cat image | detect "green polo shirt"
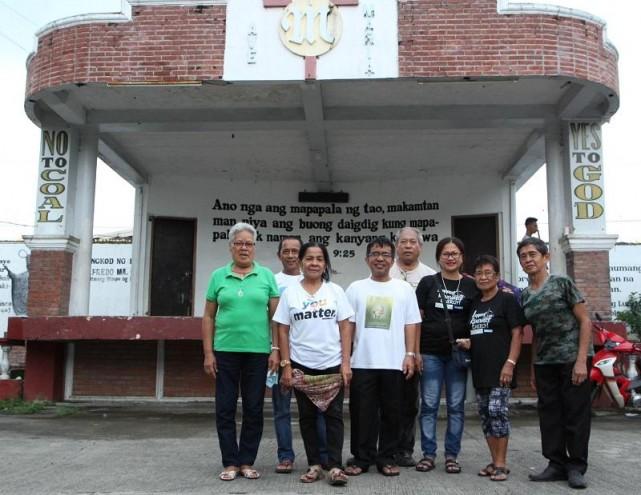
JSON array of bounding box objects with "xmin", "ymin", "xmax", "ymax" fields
[{"xmin": 206, "ymin": 261, "xmax": 279, "ymax": 353}]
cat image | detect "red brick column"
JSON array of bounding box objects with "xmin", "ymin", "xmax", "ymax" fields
[
  {"xmin": 22, "ymin": 245, "xmax": 76, "ymax": 401},
  {"xmin": 27, "ymin": 250, "xmax": 74, "ymax": 316},
  {"xmin": 566, "ymin": 250, "xmax": 612, "ymax": 320}
]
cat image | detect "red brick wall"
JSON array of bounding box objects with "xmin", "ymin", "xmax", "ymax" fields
[
  {"xmin": 163, "ymin": 341, "xmax": 214, "ymax": 397},
  {"xmin": 398, "ymin": 0, "xmax": 618, "ymax": 93},
  {"xmin": 513, "ymin": 345, "xmax": 535, "ymax": 398},
  {"xmin": 27, "ymin": 1, "xmax": 618, "ymax": 97},
  {"xmin": 27, "ymin": 250, "xmax": 73, "ymax": 316},
  {"xmin": 8, "ymin": 346, "xmax": 25, "ymax": 370},
  {"xmin": 73, "ymin": 341, "xmax": 157, "ymax": 397},
  {"xmin": 27, "ymin": 5, "xmax": 226, "ymax": 96},
  {"xmin": 566, "ymin": 250, "xmax": 612, "ymax": 320}
]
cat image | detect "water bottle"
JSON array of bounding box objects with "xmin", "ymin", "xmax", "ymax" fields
[{"xmin": 266, "ymin": 370, "xmax": 278, "ymax": 388}]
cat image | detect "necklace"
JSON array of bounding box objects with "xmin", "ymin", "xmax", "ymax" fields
[{"xmin": 440, "ymin": 273, "xmax": 461, "ymax": 294}]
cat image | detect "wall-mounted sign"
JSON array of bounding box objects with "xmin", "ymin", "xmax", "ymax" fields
[
  {"xmin": 279, "ymin": 0, "xmax": 343, "ymax": 57},
  {"xmin": 568, "ymin": 122, "xmax": 606, "ymax": 233},
  {"xmin": 223, "ymin": 0, "xmax": 398, "ymax": 81},
  {"xmin": 35, "ymin": 128, "xmax": 71, "ymax": 234}
]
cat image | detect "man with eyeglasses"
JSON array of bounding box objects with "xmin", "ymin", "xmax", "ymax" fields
[
  {"xmin": 388, "ymin": 227, "xmax": 436, "ymax": 467},
  {"xmin": 344, "ymin": 237, "xmax": 422, "ymax": 478}
]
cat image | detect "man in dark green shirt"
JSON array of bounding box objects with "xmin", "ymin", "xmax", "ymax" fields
[{"xmin": 518, "ymin": 238, "xmax": 592, "ymax": 490}]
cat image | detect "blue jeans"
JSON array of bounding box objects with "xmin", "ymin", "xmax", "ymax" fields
[
  {"xmin": 419, "ymin": 353, "xmax": 467, "ymax": 459},
  {"xmin": 215, "ymin": 351, "xmax": 268, "ymax": 467},
  {"xmin": 272, "ymin": 383, "xmax": 328, "ymax": 464}
]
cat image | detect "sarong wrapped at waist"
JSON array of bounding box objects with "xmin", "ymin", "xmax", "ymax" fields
[{"xmin": 291, "ymin": 368, "xmax": 343, "ymax": 412}]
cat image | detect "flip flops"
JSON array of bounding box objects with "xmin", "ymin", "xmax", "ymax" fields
[
  {"xmin": 491, "ymin": 467, "xmax": 509, "ymax": 481},
  {"xmin": 300, "ymin": 465, "xmax": 324, "ymax": 483},
  {"xmin": 478, "ymin": 463, "xmax": 495, "ymax": 476},
  {"xmin": 219, "ymin": 469, "xmax": 238, "ymax": 481},
  {"xmin": 239, "ymin": 466, "xmax": 260, "ymax": 479},
  {"xmin": 275, "ymin": 459, "xmax": 294, "ymax": 474},
  {"xmin": 345, "ymin": 464, "xmax": 365, "ymax": 476},
  {"xmin": 377, "ymin": 464, "xmax": 400, "ymax": 476},
  {"xmin": 328, "ymin": 467, "xmax": 348, "ymax": 486}
]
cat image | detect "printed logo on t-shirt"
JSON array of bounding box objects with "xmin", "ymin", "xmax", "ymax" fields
[
  {"xmin": 365, "ymin": 295, "xmax": 393, "ymax": 329},
  {"xmin": 435, "ymin": 289, "xmax": 464, "ymax": 311},
  {"xmin": 293, "ymin": 298, "xmax": 336, "ymax": 321},
  {"xmin": 469, "ymin": 309, "xmax": 494, "ymax": 336}
]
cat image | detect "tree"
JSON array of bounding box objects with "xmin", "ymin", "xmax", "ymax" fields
[{"xmin": 617, "ymin": 292, "xmax": 641, "ymax": 341}]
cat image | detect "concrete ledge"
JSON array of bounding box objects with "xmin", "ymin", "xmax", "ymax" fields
[{"xmin": 7, "ymin": 316, "xmax": 201, "ymax": 341}]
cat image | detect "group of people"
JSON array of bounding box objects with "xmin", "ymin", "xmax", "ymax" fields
[{"xmin": 201, "ymin": 222, "xmax": 592, "ymax": 489}]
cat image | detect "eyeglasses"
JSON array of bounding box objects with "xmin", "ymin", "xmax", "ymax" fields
[
  {"xmin": 399, "ymin": 239, "xmax": 419, "ymax": 245},
  {"xmin": 440, "ymin": 251, "xmax": 461, "ymax": 259},
  {"xmin": 367, "ymin": 252, "xmax": 393, "ymax": 259},
  {"xmin": 474, "ymin": 270, "xmax": 496, "ymax": 278},
  {"xmin": 232, "ymin": 241, "xmax": 255, "ymax": 248}
]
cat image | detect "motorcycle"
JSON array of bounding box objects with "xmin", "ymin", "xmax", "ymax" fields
[{"xmin": 590, "ymin": 317, "xmax": 641, "ymax": 409}]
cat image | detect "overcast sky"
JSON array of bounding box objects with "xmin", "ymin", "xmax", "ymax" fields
[{"xmin": 0, "ymin": 0, "xmax": 638, "ymax": 242}]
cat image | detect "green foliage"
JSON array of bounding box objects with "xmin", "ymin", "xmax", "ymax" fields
[
  {"xmin": 0, "ymin": 398, "xmax": 49, "ymax": 415},
  {"xmin": 617, "ymin": 292, "xmax": 641, "ymax": 340},
  {"xmin": 54, "ymin": 404, "xmax": 78, "ymax": 417}
]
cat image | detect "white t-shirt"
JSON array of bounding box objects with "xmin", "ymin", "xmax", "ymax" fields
[
  {"xmin": 346, "ymin": 277, "xmax": 422, "ymax": 371},
  {"xmin": 273, "ymin": 281, "xmax": 354, "ymax": 369},
  {"xmin": 390, "ymin": 261, "xmax": 436, "ymax": 288},
  {"xmin": 275, "ymin": 271, "xmax": 303, "ymax": 294}
]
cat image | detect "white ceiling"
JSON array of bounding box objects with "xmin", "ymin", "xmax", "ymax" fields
[{"xmin": 29, "ymin": 75, "xmax": 618, "ymax": 188}]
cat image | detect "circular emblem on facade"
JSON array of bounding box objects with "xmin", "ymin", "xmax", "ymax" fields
[{"xmin": 279, "ymin": 0, "xmax": 343, "ymax": 57}]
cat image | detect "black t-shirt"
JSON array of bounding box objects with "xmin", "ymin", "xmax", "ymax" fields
[
  {"xmin": 468, "ymin": 290, "xmax": 525, "ymax": 389},
  {"xmin": 416, "ymin": 274, "xmax": 478, "ymax": 356}
]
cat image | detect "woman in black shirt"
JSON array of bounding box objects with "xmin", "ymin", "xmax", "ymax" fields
[
  {"xmin": 415, "ymin": 237, "xmax": 477, "ymax": 474},
  {"xmin": 458, "ymin": 255, "xmax": 523, "ymax": 482}
]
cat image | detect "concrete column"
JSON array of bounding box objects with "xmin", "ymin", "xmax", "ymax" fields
[
  {"xmin": 69, "ymin": 127, "xmax": 98, "ymax": 315},
  {"xmin": 545, "ymin": 122, "xmax": 567, "ymax": 276},
  {"xmin": 130, "ymin": 184, "xmax": 149, "ymax": 316},
  {"xmin": 508, "ymin": 179, "xmax": 519, "ymax": 285}
]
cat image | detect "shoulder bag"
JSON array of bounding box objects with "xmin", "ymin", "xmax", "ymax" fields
[{"xmin": 436, "ymin": 282, "xmax": 471, "ymax": 369}]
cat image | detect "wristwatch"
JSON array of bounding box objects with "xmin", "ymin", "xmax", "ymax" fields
[
  {"xmin": 280, "ymin": 359, "xmax": 291, "ymax": 368},
  {"xmin": 405, "ymin": 352, "xmax": 416, "ymax": 357}
]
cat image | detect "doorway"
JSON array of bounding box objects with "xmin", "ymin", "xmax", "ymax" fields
[
  {"xmin": 149, "ymin": 217, "xmax": 196, "ymax": 316},
  {"xmin": 451, "ymin": 214, "xmax": 498, "ymax": 275}
]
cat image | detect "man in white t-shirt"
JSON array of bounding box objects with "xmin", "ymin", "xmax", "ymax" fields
[
  {"xmin": 389, "ymin": 227, "xmax": 436, "ymax": 467},
  {"xmin": 345, "ymin": 237, "xmax": 422, "ymax": 477},
  {"xmin": 272, "ymin": 237, "xmax": 328, "ymax": 473}
]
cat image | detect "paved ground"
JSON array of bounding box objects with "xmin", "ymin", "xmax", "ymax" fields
[{"xmin": 1, "ymin": 401, "xmax": 640, "ymax": 495}]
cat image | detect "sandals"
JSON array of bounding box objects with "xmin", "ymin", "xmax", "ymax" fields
[
  {"xmin": 344, "ymin": 464, "xmax": 364, "ymax": 476},
  {"xmin": 445, "ymin": 458, "xmax": 462, "ymax": 474},
  {"xmin": 491, "ymin": 466, "xmax": 509, "ymax": 481},
  {"xmin": 377, "ymin": 464, "xmax": 400, "ymax": 477},
  {"xmin": 416, "ymin": 457, "xmax": 435, "ymax": 472},
  {"xmin": 478, "ymin": 463, "xmax": 495, "ymax": 476},
  {"xmin": 479, "ymin": 463, "xmax": 511, "ymax": 477},
  {"xmin": 300, "ymin": 465, "xmax": 324, "ymax": 483},
  {"xmin": 275, "ymin": 459, "xmax": 294, "ymax": 474},
  {"xmin": 328, "ymin": 467, "xmax": 348, "ymax": 486},
  {"xmin": 239, "ymin": 466, "xmax": 260, "ymax": 479},
  {"xmin": 219, "ymin": 469, "xmax": 238, "ymax": 481}
]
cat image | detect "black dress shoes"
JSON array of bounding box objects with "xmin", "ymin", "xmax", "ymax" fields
[
  {"xmin": 567, "ymin": 470, "xmax": 588, "ymax": 489},
  {"xmin": 528, "ymin": 465, "xmax": 568, "ymax": 482}
]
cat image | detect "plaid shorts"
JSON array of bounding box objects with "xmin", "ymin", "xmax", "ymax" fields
[{"xmin": 476, "ymin": 387, "xmax": 511, "ymax": 438}]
